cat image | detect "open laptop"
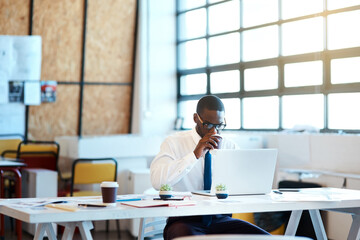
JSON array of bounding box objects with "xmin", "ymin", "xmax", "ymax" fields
[{"xmin": 192, "ymin": 148, "xmax": 278, "ymax": 196}]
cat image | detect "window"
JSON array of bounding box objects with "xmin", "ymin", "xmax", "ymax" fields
[{"xmin": 177, "ymin": 0, "xmax": 360, "ymax": 132}]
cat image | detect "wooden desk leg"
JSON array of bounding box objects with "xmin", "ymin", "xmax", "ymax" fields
[
  {"xmin": 284, "ymin": 210, "xmax": 303, "ymax": 236},
  {"xmin": 309, "ymin": 209, "xmax": 328, "ymax": 240},
  {"xmin": 34, "ymin": 223, "xmax": 57, "ymax": 240},
  {"xmin": 348, "ymin": 214, "xmax": 360, "ymax": 240}
]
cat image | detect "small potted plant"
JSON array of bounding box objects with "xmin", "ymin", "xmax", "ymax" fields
[
  {"xmin": 159, "ymin": 184, "xmax": 173, "ymax": 199},
  {"xmin": 215, "ymin": 183, "xmax": 228, "ymax": 199}
]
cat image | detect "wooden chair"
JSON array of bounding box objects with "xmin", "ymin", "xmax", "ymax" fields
[{"xmin": 69, "ymin": 158, "xmax": 121, "ymax": 237}]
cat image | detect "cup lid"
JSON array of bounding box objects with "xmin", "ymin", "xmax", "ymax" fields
[{"xmin": 100, "ymin": 181, "xmax": 119, "ymax": 188}]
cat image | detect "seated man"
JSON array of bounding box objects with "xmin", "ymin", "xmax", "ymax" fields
[{"xmin": 150, "ymin": 95, "xmax": 269, "ymax": 240}]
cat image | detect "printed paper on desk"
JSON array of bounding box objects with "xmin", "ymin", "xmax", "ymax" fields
[
  {"xmin": 121, "ymin": 200, "xmax": 196, "ymax": 208},
  {"xmin": 271, "ymin": 192, "xmax": 341, "ymax": 202}
]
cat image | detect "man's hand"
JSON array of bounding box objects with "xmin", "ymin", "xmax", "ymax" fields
[{"xmin": 193, "ymin": 132, "xmax": 222, "ymax": 159}]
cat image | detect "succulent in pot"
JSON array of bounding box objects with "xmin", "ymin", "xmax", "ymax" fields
[
  {"xmin": 159, "ymin": 184, "xmax": 173, "ymax": 199},
  {"xmin": 215, "ymin": 183, "xmax": 228, "ymax": 199}
]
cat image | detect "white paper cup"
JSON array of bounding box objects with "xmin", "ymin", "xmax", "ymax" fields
[{"xmin": 100, "ymin": 181, "xmax": 119, "ymax": 206}]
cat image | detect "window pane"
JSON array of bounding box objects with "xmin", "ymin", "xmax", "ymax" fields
[
  {"xmin": 179, "ymin": 100, "xmax": 198, "ymax": 129},
  {"xmin": 180, "ymin": 74, "xmax": 207, "ymax": 95},
  {"xmin": 178, "ymin": 39, "xmax": 207, "ymax": 70},
  {"xmin": 178, "ymin": 0, "xmax": 206, "ymax": 12},
  {"xmin": 328, "ymin": 93, "xmax": 360, "ymax": 130},
  {"xmin": 331, "ymin": 57, "xmax": 360, "ymax": 84},
  {"xmin": 243, "ymin": 96, "xmax": 279, "ymax": 129},
  {"xmin": 244, "ymin": 66, "xmax": 278, "ymax": 91},
  {"xmin": 222, "ymin": 98, "xmax": 241, "ymax": 129},
  {"xmin": 209, "ymin": 0, "xmax": 240, "ymax": 35},
  {"xmin": 210, "ymin": 70, "xmax": 240, "ymax": 94},
  {"xmin": 282, "ymin": 0, "xmax": 323, "ymax": 19},
  {"xmin": 178, "ymin": 9, "xmax": 206, "ymax": 41},
  {"xmin": 282, "ymin": 17, "xmax": 324, "ymax": 56},
  {"xmin": 328, "ymin": 10, "xmax": 360, "ymax": 50},
  {"xmin": 282, "ymin": 94, "xmax": 324, "ymax": 129},
  {"xmin": 209, "ymin": 33, "xmax": 240, "ymax": 66},
  {"xmin": 243, "ymin": 26, "xmax": 278, "ymax": 61},
  {"xmin": 328, "ymin": 0, "xmax": 360, "ymax": 10},
  {"xmin": 284, "ymin": 61, "xmax": 323, "ymax": 87},
  {"xmin": 243, "ymin": 0, "xmax": 278, "ymax": 27}
]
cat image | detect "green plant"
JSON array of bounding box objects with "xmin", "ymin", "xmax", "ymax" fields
[
  {"xmin": 160, "ymin": 184, "xmax": 173, "ymax": 191},
  {"xmin": 215, "ymin": 183, "xmax": 227, "ymax": 191}
]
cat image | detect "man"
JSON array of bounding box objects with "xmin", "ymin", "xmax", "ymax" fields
[{"xmin": 150, "ymin": 95, "xmax": 269, "ymax": 240}]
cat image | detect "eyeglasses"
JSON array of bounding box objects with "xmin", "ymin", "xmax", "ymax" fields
[{"xmin": 197, "ymin": 114, "xmax": 226, "ymax": 131}]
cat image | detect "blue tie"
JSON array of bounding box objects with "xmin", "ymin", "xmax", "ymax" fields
[
  {"xmin": 203, "ymin": 151, "xmax": 212, "ymax": 226},
  {"xmin": 204, "ymin": 151, "xmax": 212, "ymax": 191}
]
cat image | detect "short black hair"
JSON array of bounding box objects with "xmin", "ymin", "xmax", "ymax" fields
[{"xmin": 196, "ymin": 95, "xmax": 225, "ymax": 115}]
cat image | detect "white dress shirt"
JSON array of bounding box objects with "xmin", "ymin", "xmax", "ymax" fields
[{"xmin": 150, "ymin": 128, "xmax": 237, "ymax": 192}]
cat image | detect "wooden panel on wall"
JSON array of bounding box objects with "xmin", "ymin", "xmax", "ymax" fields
[
  {"xmin": 32, "ymin": 0, "xmax": 84, "ymax": 82},
  {"xmin": 84, "ymin": 0, "xmax": 136, "ymax": 83},
  {"xmin": 28, "ymin": 85, "xmax": 80, "ymax": 141},
  {"xmin": 0, "ymin": 0, "xmax": 30, "ymax": 35},
  {"xmin": 82, "ymin": 85, "xmax": 132, "ymax": 135}
]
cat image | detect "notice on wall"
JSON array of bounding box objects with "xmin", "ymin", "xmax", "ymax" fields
[{"xmin": 0, "ymin": 35, "xmax": 42, "ymax": 135}]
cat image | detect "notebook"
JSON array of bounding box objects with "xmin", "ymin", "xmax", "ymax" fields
[{"xmin": 192, "ymin": 148, "xmax": 278, "ymax": 196}]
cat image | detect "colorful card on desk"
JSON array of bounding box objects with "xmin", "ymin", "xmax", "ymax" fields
[{"xmin": 121, "ymin": 200, "xmax": 196, "ymax": 208}]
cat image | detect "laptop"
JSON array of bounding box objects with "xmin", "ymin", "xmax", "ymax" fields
[{"xmin": 192, "ymin": 148, "xmax": 278, "ymax": 196}]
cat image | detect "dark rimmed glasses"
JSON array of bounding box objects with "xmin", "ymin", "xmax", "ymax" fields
[{"xmin": 197, "ymin": 114, "xmax": 226, "ymax": 131}]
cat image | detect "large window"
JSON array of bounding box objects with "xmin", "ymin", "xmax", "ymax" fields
[{"xmin": 177, "ymin": 0, "xmax": 360, "ymax": 132}]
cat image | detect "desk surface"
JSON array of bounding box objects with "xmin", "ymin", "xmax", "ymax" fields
[
  {"xmin": 1, "ymin": 188, "xmax": 360, "ymax": 224},
  {"xmin": 0, "ymin": 160, "xmax": 26, "ymax": 167}
]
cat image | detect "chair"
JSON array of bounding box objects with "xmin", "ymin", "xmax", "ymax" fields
[
  {"xmin": 138, "ymin": 217, "xmax": 167, "ymax": 240},
  {"xmin": 173, "ymin": 235, "xmax": 313, "ymax": 240},
  {"xmin": 69, "ymin": 158, "xmax": 121, "ymax": 237},
  {"xmin": 232, "ymin": 213, "xmax": 285, "ymax": 235}
]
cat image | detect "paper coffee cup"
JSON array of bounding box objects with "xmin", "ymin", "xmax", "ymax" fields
[{"xmin": 100, "ymin": 181, "xmax": 119, "ymax": 206}]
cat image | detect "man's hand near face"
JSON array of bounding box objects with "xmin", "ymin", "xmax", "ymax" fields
[{"xmin": 193, "ymin": 131, "xmax": 223, "ymax": 159}]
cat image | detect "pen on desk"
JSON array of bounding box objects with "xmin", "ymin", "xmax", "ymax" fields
[
  {"xmin": 51, "ymin": 200, "xmax": 68, "ymax": 204},
  {"xmin": 78, "ymin": 204, "xmax": 107, "ymax": 208},
  {"xmin": 272, "ymin": 190, "xmax": 283, "ymax": 195},
  {"xmin": 153, "ymin": 198, "xmax": 184, "ymax": 201}
]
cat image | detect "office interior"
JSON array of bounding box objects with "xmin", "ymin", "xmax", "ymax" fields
[{"xmin": 1, "ymin": 0, "xmax": 360, "ymax": 239}]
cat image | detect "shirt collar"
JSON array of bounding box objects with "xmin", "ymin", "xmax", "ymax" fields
[{"xmin": 191, "ymin": 127, "xmax": 201, "ymax": 145}]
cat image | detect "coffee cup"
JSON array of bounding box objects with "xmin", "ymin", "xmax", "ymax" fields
[{"xmin": 100, "ymin": 181, "xmax": 119, "ymax": 206}]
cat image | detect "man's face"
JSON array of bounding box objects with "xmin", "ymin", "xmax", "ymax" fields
[{"xmin": 194, "ymin": 108, "xmax": 225, "ymax": 138}]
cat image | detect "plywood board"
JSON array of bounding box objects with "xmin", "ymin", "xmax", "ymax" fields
[
  {"xmin": 0, "ymin": 0, "xmax": 30, "ymax": 35},
  {"xmin": 84, "ymin": 0, "xmax": 136, "ymax": 83},
  {"xmin": 28, "ymin": 85, "xmax": 80, "ymax": 141},
  {"xmin": 32, "ymin": 0, "xmax": 84, "ymax": 82},
  {"xmin": 82, "ymin": 85, "xmax": 132, "ymax": 135}
]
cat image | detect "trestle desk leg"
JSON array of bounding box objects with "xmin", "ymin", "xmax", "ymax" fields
[
  {"xmin": 309, "ymin": 209, "xmax": 328, "ymax": 240},
  {"xmin": 60, "ymin": 221, "xmax": 93, "ymax": 240},
  {"xmin": 34, "ymin": 223, "xmax": 57, "ymax": 240},
  {"xmin": 348, "ymin": 214, "xmax": 360, "ymax": 240},
  {"xmin": 285, "ymin": 210, "xmax": 303, "ymax": 236}
]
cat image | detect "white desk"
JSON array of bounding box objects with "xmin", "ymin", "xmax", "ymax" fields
[{"xmin": 1, "ymin": 188, "xmax": 360, "ymax": 240}]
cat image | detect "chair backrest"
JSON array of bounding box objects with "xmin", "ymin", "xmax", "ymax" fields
[
  {"xmin": 0, "ymin": 137, "xmax": 23, "ymax": 158},
  {"xmin": 138, "ymin": 217, "xmax": 167, "ymax": 240},
  {"xmin": 16, "ymin": 140, "xmax": 60, "ymax": 172},
  {"xmin": 173, "ymin": 235, "xmax": 313, "ymax": 240},
  {"xmin": 70, "ymin": 158, "xmax": 118, "ymax": 196}
]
